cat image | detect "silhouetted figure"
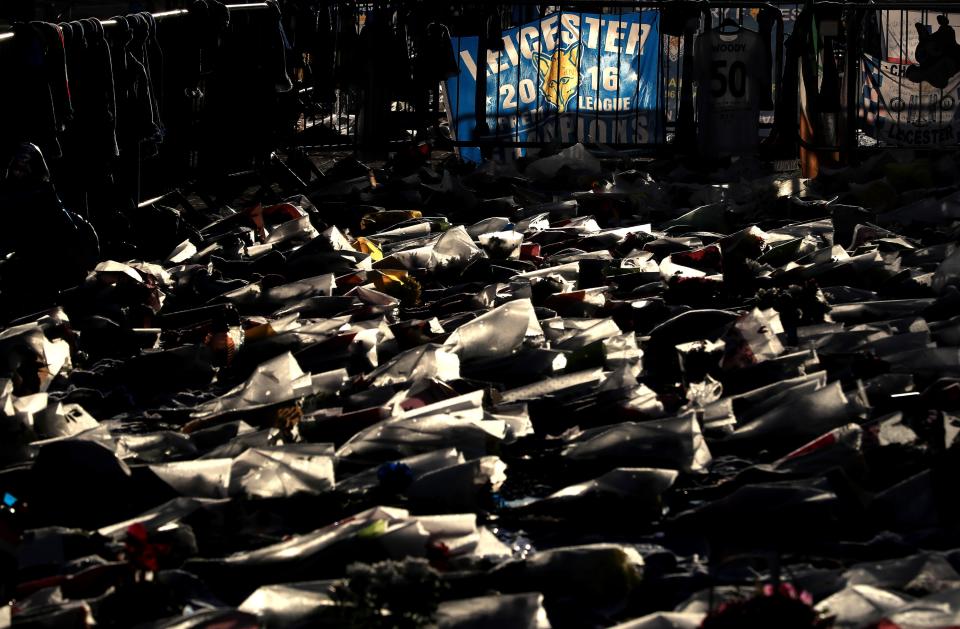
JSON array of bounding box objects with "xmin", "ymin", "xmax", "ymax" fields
[{"xmin": 906, "ymin": 15, "xmax": 960, "ymax": 88}]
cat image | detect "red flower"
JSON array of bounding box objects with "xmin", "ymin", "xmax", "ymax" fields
[{"xmin": 124, "ymin": 523, "xmax": 171, "ymax": 573}]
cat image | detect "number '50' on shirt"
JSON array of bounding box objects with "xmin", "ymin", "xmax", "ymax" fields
[{"xmin": 694, "ymin": 27, "xmax": 768, "ymax": 157}]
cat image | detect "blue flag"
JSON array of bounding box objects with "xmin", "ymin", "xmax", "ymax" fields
[{"xmin": 445, "ymin": 11, "xmax": 662, "ymax": 162}]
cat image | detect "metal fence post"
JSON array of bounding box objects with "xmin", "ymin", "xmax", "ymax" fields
[
  {"xmin": 846, "ymin": 7, "xmax": 861, "ymax": 165},
  {"xmin": 474, "ymin": 28, "xmax": 492, "ymax": 158}
]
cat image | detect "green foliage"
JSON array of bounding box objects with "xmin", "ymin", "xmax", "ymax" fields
[{"xmin": 332, "ymin": 558, "xmax": 449, "ymax": 629}]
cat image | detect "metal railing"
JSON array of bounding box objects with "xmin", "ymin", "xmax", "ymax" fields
[
  {"xmin": 3, "ymin": 0, "xmax": 960, "ymax": 208},
  {"xmin": 286, "ymin": 0, "xmax": 960, "ymax": 160},
  {"xmin": 0, "ymin": 2, "xmax": 291, "ymax": 210}
]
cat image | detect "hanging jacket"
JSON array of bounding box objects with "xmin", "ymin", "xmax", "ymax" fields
[
  {"xmin": 109, "ymin": 15, "xmax": 159, "ymax": 156},
  {"xmin": 31, "ymin": 22, "xmax": 74, "ymax": 135},
  {"xmin": 142, "ymin": 13, "xmax": 165, "ymax": 137},
  {"xmin": 415, "ymin": 22, "xmax": 459, "ymax": 84},
  {"xmin": 333, "ymin": 2, "xmax": 360, "ymax": 90},
  {"xmin": 357, "ymin": 6, "xmax": 412, "ymax": 103},
  {"xmin": 756, "ymin": 6, "xmax": 782, "ymax": 110},
  {"xmin": 310, "ymin": 3, "xmax": 336, "ymax": 100},
  {"xmin": 56, "ymin": 18, "xmax": 119, "ymax": 217},
  {"xmin": 129, "ymin": 13, "xmax": 163, "ymax": 153},
  {"xmin": 3, "ymin": 23, "xmax": 64, "ymax": 158},
  {"xmin": 78, "ymin": 18, "xmax": 120, "ymax": 161},
  {"xmin": 266, "ymin": 0, "xmax": 294, "ymax": 94}
]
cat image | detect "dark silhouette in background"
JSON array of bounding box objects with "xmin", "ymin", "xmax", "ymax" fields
[
  {"xmin": 0, "ymin": 143, "xmax": 99, "ymax": 318},
  {"xmin": 906, "ymin": 14, "xmax": 960, "ymax": 88}
]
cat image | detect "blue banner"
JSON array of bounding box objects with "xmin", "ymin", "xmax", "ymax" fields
[{"xmin": 445, "ymin": 11, "xmax": 662, "ymax": 162}]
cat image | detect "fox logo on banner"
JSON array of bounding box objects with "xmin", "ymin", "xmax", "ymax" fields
[
  {"xmin": 861, "ymin": 52, "xmax": 960, "ymax": 146},
  {"xmin": 536, "ymin": 43, "xmax": 582, "ymax": 113},
  {"xmin": 445, "ymin": 11, "xmax": 662, "ymax": 162}
]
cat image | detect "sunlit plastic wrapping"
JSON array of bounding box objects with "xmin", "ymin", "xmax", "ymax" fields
[
  {"xmin": 758, "ymin": 235, "xmax": 819, "ymax": 267},
  {"xmin": 543, "ymin": 287, "xmax": 609, "ymax": 318},
  {"xmin": 98, "ymin": 496, "xmax": 231, "ymax": 538},
  {"xmin": 192, "ymin": 422, "xmax": 273, "ymax": 459},
  {"xmin": 290, "ymin": 320, "xmax": 393, "ymax": 375},
  {"xmin": 338, "ymin": 392, "xmax": 507, "ymax": 462},
  {"xmin": 563, "ymin": 411, "xmax": 712, "ymax": 473},
  {"xmin": 486, "ymin": 402, "xmax": 535, "ymax": 441},
  {"xmin": 117, "ymin": 429, "xmax": 197, "ymax": 463},
  {"xmin": 444, "ymin": 299, "xmax": 540, "ymax": 362},
  {"xmin": 720, "ymin": 308, "xmax": 784, "ymax": 369},
  {"xmin": 676, "ymin": 339, "xmax": 724, "ymax": 384},
  {"xmin": 659, "ymin": 249, "xmax": 723, "ymax": 283},
  {"xmin": 436, "ymin": 593, "xmax": 551, "ymax": 629},
  {"xmin": 768, "ymin": 218, "xmax": 835, "ymax": 248},
  {"xmin": 341, "ymin": 285, "xmax": 401, "ymax": 320},
  {"xmin": 931, "ymin": 248, "xmax": 960, "ymax": 293},
  {"xmin": 931, "ymin": 314, "xmax": 960, "ymax": 346},
  {"xmin": 466, "ymin": 216, "xmax": 512, "ymax": 238},
  {"xmin": 512, "ymin": 261, "xmax": 580, "ymax": 285},
  {"xmin": 22, "ymin": 396, "xmax": 97, "ymax": 441},
  {"xmin": 877, "ymin": 589, "xmax": 960, "ymax": 628},
  {"xmin": 166, "ymin": 238, "xmax": 199, "ymax": 264},
  {"xmin": 772, "ymin": 422, "xmax": 863, "ymax": 472},
  {"xmin": 11, "ymin": 134, "xmax": 960, "ymax": 629},
  {"xmin": 0, "ymin": 322, "xmax": 72, "ymax": 392},
  {"xmin": 271, "ymin": 295, "xmax": 361, "ymax": 319},
  {"xmin": 546, "ymin": 249, "xmax": 613, "ymax": 265},
  {"xmin": 262, "ymin": 203, "xmax": 321, "ymax": 246},
  {"xmin": 238, "ymin": 580, "xmax": 339, "ymax": 628},
  {"xmin": 887, "ymin": 347, "xmax": 960, "ymax": 377},
  {"xmin": 489, "ymin": 543, "xmax": 643, "ymax": 609},
  {"xmin": 185, "ymin": 506, "xmax": 510, "ymax": 585},
  {"xmin": 603, "ymin": 333, "xmax": 643, "ymax": 373},
  {"xmin": 642, "ymin": 309, "xmax": 739, "ymax": 384},
  {"xmin": 516, "ymin": 468, "xmax": 678, "ymax": 519},
  {"xmin": 283, "ymin": 236, "xmax": 372, "ymax": 277},
  {"xmin": 479, "ymin": 230, "xmax": 524, "ymax": 259},
  {"xmin": 720, "ymin": 380, "xmax": 854, "ymax": 455},
  {"xmin": 815, "ymin": 585, "xmax": 913, "ymax": 628},
  {"xmin": 189, "ymin": 353, "xmax": 336, "ymax": 421},
  {"xmin": 514, "ymin": 212, "xmax": 551, "ymax": 233},
  {"xmin": 5, "ymin": 599, "xmax": 92, "ymax": 628},
  {"xmin": 672, "ymin": 479, "xmax": 841, "ymax": 543},
  {"xmin": 336, "ymin": 448, "xmax": 465, "ymax": 495},
  {"xmin": 664, "ymin": 203, "xmax": 734, "ymax": 233},
  {"xmin": 25, "ymin": 424, "xmax": 123, "ymax": 465},
  {"xmin": 547, "ymin": 317, "xmax": 622, "ymax": 351},
  {"xmin": 222, "ymin": 274, "xmax": 336, "ymax": 309},
  {"xmin": 830, "ymin": 298, "xmax": 937, "ymax": 324},
  {"xmin": 1, "ymin": 378, "xmax": 106, "ymax": 464},
  {"xmin": 147, "ymin": 458, "xmax": 233, "ymax": 498},
  {"xmin": 405, "ymin": 455, "xmax": 508, "ymax": 510},
  {"xmin": 841, "ymin": 553, "xmax": 960, "ymax": 593},
  {"xmin": 371, "ymin": 221, "xmax": 433, "ymax": 242},
  {"xmin": 91, "ymin": 260, "xmax": 168, "ymax": 312},
  {"xmin": 524, "ymin": 143, "xmax": 602, "ymax": 181},
  {"xmin": 500, "ymin": 368, "xmax": 606, "ymax": 405},
  {"xmin": 880, "ymin": 189, "xmax": 960, "ymax": 225},
  {"xmin": 377, "ymin": 225, "xmax": 484, "ymax": 273},
  {"xmin": 154, "ymin": 609, "xmax": 265, "ymax": 627},
  {"xmin": 363, "ymin": 344, "xmax": 460, "ymax": 387},
  {"xmin": 609, "ymin": 611, "xmax": 706, "ymax": 629},
  {"xmin": 229, "ymin": 443, "xmax": 336, "ymax": 499}
]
